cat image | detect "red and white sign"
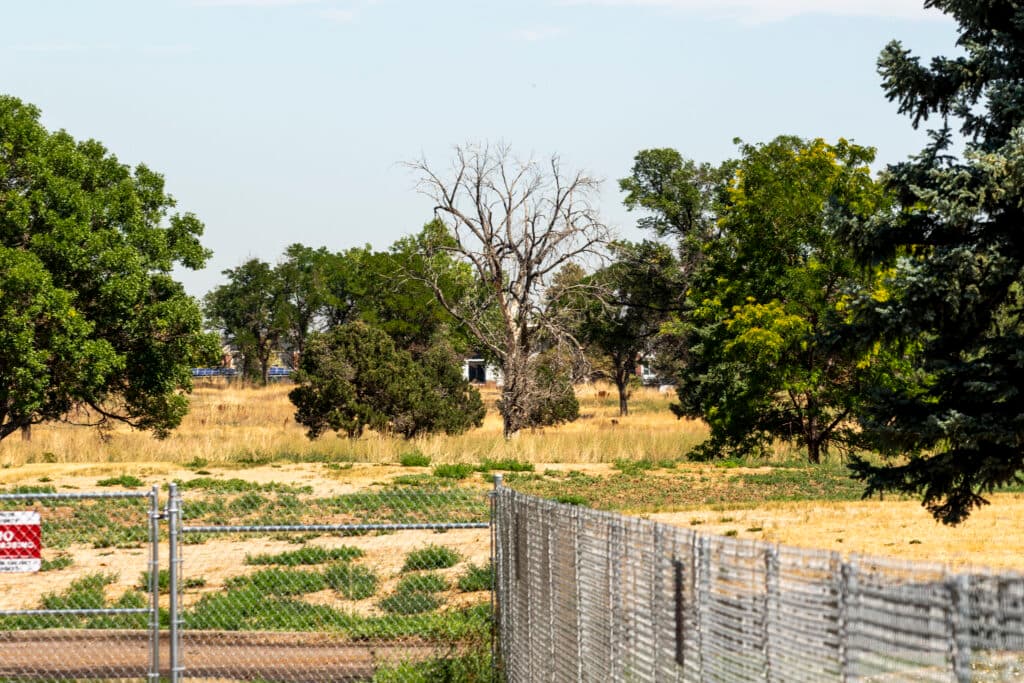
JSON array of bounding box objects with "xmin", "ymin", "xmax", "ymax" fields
[{"xmin": 0, "ymin": 511, "xmax": 41, "ymax": 572}]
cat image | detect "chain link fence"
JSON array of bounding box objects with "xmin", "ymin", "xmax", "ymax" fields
[
  {"xmin": 0, "ymin": 488, "xmax": 161, "ymax": 681},
  {"xmin": 167, "ymin": 478, "xmax": 495, "ymax": 682},
  {"xmin": 494, "ymin": 485, "xmax": 1024, "ymax": 683}
]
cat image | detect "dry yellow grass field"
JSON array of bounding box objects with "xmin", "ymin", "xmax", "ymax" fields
[
  {"xmin": 0, "ymin": 382, "xmax": 707, "ymax": 467},
  {"xmin": 1, "ymin": 382, "xmax": 1022, "ymax": 571}
]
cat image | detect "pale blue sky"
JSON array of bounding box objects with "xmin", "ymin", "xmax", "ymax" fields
[{"xmin": 2, "ymin": 0, "xmax": 955, "ymax": 297}]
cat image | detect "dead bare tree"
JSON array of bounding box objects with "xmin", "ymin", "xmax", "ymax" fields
[{"xmin": 407, "ymin": 143, "xmax": 612, "ymax": 439}]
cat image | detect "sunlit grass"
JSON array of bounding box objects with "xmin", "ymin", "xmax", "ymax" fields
[{"xmin": 0, "ymin": 382, "xmax": 711, "ymax": 467}]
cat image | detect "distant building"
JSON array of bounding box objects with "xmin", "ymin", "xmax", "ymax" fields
[{"xmin": 462, "ymin": 355, "xmax": 502, "ymax": 386}]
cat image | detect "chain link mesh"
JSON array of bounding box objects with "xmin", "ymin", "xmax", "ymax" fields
[
  {"xmin": 495, "ymin": 487, "xmax": 1024, "ymax": 683},
  {"xmin": 171, "ymin": 479, "xmax": 494, "ymax": 682},
  {"xmin": 0, "ymin": 489, "xmax": 159, "ymax": 681}
]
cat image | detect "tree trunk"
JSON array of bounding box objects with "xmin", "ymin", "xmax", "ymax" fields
[
  {"xmin": 614, "ymin": 374, "xmax": 629, "ymax": 417},
  {"xmin": 21, "ymin": 424, "xmax": 31, "ymax": 442},
  {"xmin": 805, "ymin": 393, "xmax": 820, "ymax": 464},
  {"xmin": 499, "ymin": 359, "xmax": 530, "ymax": 439},
  {"xmin": 807, "ymin": 438, "xmax": 821, "ymax": 465}
]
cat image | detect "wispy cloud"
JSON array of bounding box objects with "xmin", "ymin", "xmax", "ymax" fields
[
  {"xmin": 320, "ymin": 7, "xmax": 357, "ymax": 23},
  {"xmin": 514, "ymin": 25, "xmax": 566, "ymax": 42},
  {"xmin": 192, "ymin": 0, "xmax": 321, "ymax": 7},
  {"xmin": 142, "ymin": 44, "xmax": 198, "ymax": 56},
  {"xmin": 11, "ymin": 42, "xmax": 119, "ymax": 53},
  {"xmin": 561, "ymin": 0, "xmax": 948, "ymax": 24}
]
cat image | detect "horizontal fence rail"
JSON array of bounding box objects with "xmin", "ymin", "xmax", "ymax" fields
[{"xmin": 494, "ymin": 486, "xmax": 1024, "ymax": 683}]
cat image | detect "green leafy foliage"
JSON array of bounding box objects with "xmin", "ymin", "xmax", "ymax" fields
[
  {"xmin": 0, "ymin": 95, "xmax": 218, "ymax": 442},
  {"xmin": 204, "ymin": 258, "xmax": 289, "ymax": 385},
  {"xmin": 665, "ymin": 136, "xmax": 893, "ymax": 463},
  {"xmin": 569, "ymin": 241, "xmax": 679, "ymax": 416},
  {"xmin": 290, "ymin": 322, "xmax": 485, "ymax": 439},
  {"xmin": 843, "ymin": 1, "xmax": 1024, "ymax": 524}
]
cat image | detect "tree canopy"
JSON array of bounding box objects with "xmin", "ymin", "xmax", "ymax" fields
[
  {"xmin": 289, "ymin": 322, "xmax": 484, "ymax": 440},
  {"xmin": 666, "ymin": 137, "xmax": 893, "ymax": 463},
  {"xmin": 204, "ymin": 258, "xmax": 289, "ymax": 385},
  {"xmin": 0, "ymin": 95, "xmax": 217, "ymax": 441},
  {"xmin": 845, "ymin": 0, "xmax": 1024, "ymax": 524}
]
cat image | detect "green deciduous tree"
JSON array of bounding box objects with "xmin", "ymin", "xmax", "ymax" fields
[
  {"xmin": 844, "ymin": 0, "xmax": 1024, "ymax": 524},
  {"xmin": 0, "ymin": 95, "xmax": 218, "ymax": 441},
  {"xmin": 572, "ymin": 241, "xmax": 678, "ymax": 416},
  {"xmin": 204, "ymin": 259, "xmax": 289, "ymax": 385},
  {"xmin": 670, "ymin": 136, "xmax": 892, "ymax": 463},
  {"xmin": 277, "ymin": 243, "xmax": 335, "ymax": 363},
  {"xmin": 289, "ymin": 322, "xmax": 484, "ymax": 439}
]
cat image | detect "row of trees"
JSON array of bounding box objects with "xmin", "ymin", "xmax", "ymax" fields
[{"xmin": 2, "ymin": 0, "xmax": 1021, "ymax": 523}]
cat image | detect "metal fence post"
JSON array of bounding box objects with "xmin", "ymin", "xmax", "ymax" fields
[
  {"xmin": 574, "ymin": 506, "xmax": 584, "ymax": 683},
  {"xmin": 147, "ymin": 485, "xmax": 161, "ymax": 683},
  {"xmin": 491, "ymin": 474, "xmax": 502, "ymax": 683},
  {"xmin": 949, "ymin": 573, "xmax": 972, "ymax": 683},
  {"xmin": 167, "ymin": 482, "xmax": 182, "ymax": 683},
  {"xmin": 763, "ymin": 545, "xmax": 779, "ymax": 683},
  {"xmin": 839, "ymin": 558, "xmax": 858, "ymax": 682}
]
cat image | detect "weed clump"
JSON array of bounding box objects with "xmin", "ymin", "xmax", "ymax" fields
[
  {"xmin": 245, "ymin": 546, "xmax": 364, "ymax": 566},
  {"xmin": 457, "ymin": 563, "xmax": 493, "ymax": 592},
  {"xmin": 403, "ymin": 545, "xmax": 461, "ymax": 571},
  {"xmin": 399, "ymin": 451, "xmax": 431, "ymax": 467},
  {"xmin": 432, "ymin": 464, "xmax": 474, "ymax": 480},
  {"xmin": 324, "ymin": 563, "xmax": 379, "ymax": 600}
]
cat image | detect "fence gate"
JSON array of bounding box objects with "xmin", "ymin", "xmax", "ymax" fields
[
  {"xmin": 0, "ymin": 488, "xmax": 162, "ymax": 681},
  {"xmin": 165, "ymin": 479, "xmax": 496, "ymax": 682}
]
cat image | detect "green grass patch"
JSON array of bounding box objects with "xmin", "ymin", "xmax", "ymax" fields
[
  {"xmin": 321, "ymin": 565, "xmax": 378, "ymax": 602},
  {"xmin": 40, "ymin": 553, "xmax": 73, "ymax": 572},
  {"xmin": 225, "ymin": 568, "xmax": 328, "ymax": 596},
  {"xmin": 139, "ymin": 569, "xmax": 205, "ymax": 592},
  {"xmin": 96, "ymin": 474, "xmax": 145, "ymax": 488},
  {"xmin": 506, "ymin": 462, "xmax": 866, "ymax": 512},
  {"xmin": 554, "ymin": 494, "xmax": 588, "ymax": 505},
  {"xmin": 372, "ymin": 641, "xmax": 491, "ymax": 682},
  {"xmin": 432, "ymin": 463, "xmax": 475, "ymax": 480},
  {"xmin": 390, "ymin": 474, "xmax": 438, "ymax": 487},
  {"xmin": 399, "ymin": 451, "xmax": 431, "ymax": 467},
  {"xmin": 477, "ymin": 458, "xmax": 534, "ymax": 473},
  {"xmin": 324, "ymin": 563, "xmax": 379, "ymax": 600},
  {"xmin": 395, "ymin": 572, "xmax": 449, "ymax": 594},
  {"xmin": 457, "ymin": 563, "xmax": 493, "ymax": 592},
  {"xmin": 174, "ymin": 477, "xmax": 313, "ymax": 495},
  {"xmin": 42, "ymin": 572, "xmax": 117, "ymax": 610},
  {"xmin": 612, "ymin": 458, "xmax": 657, "ymax": 476},
  {"xmin": 183, "ymin": 592, "xmax": 489, "ymax": 636},
  {"xmin": 0, "ymin": 485, "xmax": 57, "ymax": 495},
  {"xmin": 403, "ymin": 545, "xmax": 461, "ymax": 571},
  {"xmin": 378, "ymin": 591, "xmax": 441, "ymax": 615},
  {"xmin": 245, "ymin": 546, "xmax": 364, "ymax": 566}
]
